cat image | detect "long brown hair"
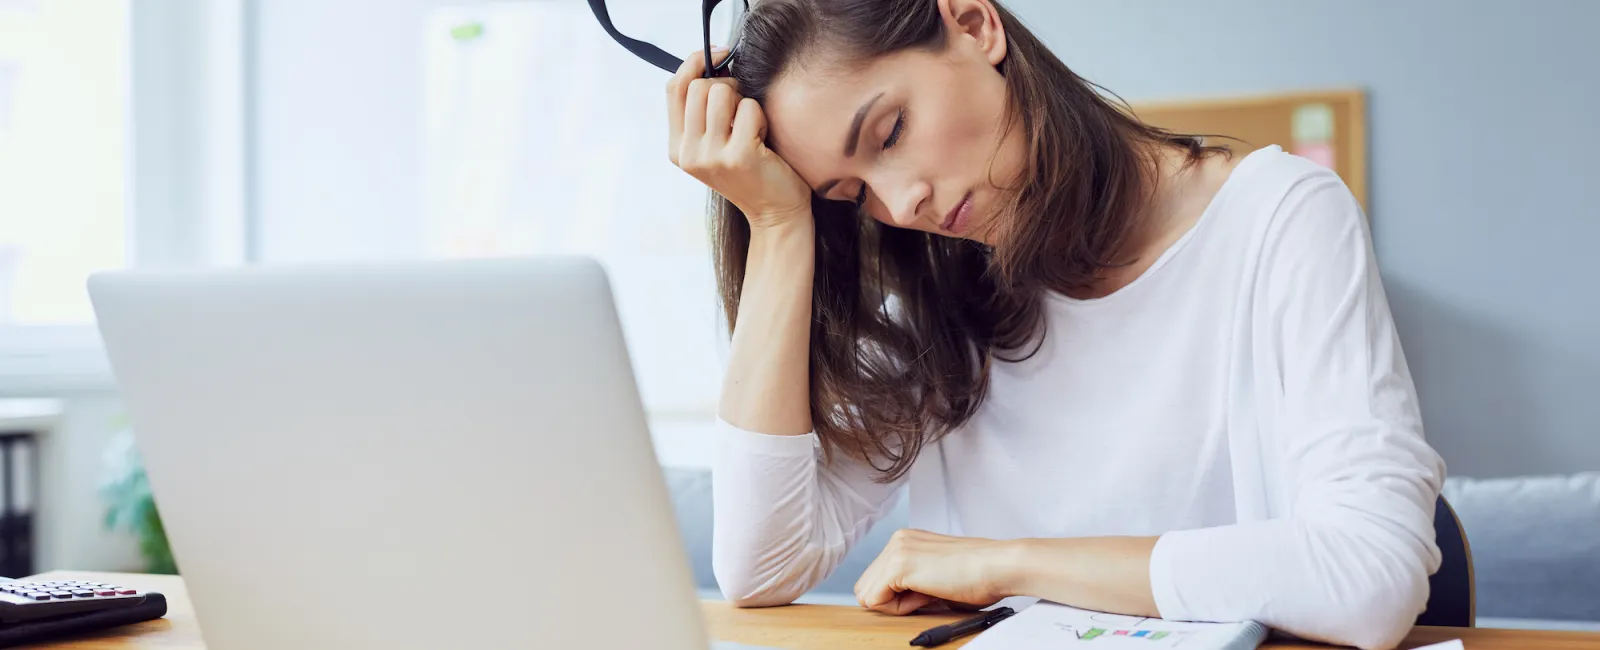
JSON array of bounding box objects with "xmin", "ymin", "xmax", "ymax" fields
[{"xmin": 713, "ymin": 0, "xmax": 1227, "ymax": 481}]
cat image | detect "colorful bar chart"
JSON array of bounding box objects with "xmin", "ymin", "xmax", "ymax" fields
[{"xmin": 1079, "ymin": 627, "xmax": 1176, "ymax": 641}]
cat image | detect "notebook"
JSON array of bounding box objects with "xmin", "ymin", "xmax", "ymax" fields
[{"xmin": 963, "ymin": 601, "xmax": 1268, "ymax": 650}]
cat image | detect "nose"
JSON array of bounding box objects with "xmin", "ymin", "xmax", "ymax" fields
[{"xmin": 877, "ymin": 175, "xmax": 932, "ymax": 228}]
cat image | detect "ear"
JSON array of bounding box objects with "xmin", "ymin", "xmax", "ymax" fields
[{"xmin": 938, "ymin": 0, "xmax": 1007, "ymax": 66}]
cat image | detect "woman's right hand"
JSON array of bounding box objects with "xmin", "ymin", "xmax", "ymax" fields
[{"xmin": 667, "ymin": 49, "xmax": 813, "ymax": 231}]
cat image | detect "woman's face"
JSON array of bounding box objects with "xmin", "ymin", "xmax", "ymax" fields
[{"xmin": 761, "ymin": 6, "xmax": 1024, "ymax": 244}]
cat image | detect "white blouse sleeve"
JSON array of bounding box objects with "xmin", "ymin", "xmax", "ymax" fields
[
  {"xmin": 710, "ymin": 418, "xmax": 907, "ymax": 607},
  {"xmin": 1147, "ymin": 173, "xmax": 1447, "ymax": 650}
]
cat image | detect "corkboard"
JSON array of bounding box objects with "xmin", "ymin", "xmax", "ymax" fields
[{"xmin": 1131, "ymin": 89, "xmax": 1368, "ymax": 211}]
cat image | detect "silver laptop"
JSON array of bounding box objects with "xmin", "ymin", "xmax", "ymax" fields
[{"xmin": 89, "ymin": 257, "xmax": 765, "ymax": 650}]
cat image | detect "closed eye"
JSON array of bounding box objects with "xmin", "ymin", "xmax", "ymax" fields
[
  {"xmin": 884, "ymin": 109, "xmax": 905, "ymax": 150},
  {"xmin": 851, "ymin": 111, "xmax": 907, "ymax": 208}
]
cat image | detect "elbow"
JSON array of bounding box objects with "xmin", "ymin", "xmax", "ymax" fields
[
  {"xmin": 722, "ymin": 586, "xmax": 800, "ymax": 609},
  {"xmin": 711, "ymin": 552, "xmax": 807, "ymax": 608},
  {"xmin": 1296, "ymin": 524, "xmax": 1435, "ymax": 650},
  {"xmin": 711, "ymin": 533, "xmax": 829, "ymax": 608},
  {"xmin": 1312, "ymin": 573, "xmax": 1428, "ymax": 650}
]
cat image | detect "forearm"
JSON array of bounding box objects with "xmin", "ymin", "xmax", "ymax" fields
[
  {"xmin": 1000, "ymin": 536, "xmax": 1160, "ymax": 617},
  {"xmin": 718, "ymin": 218, "xmax": 815, "ymax": 435}
]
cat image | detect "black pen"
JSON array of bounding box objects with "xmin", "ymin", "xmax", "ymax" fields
[{"xmin": 909, "ymin": 606, "xmax": 1016, "ymax": 647}]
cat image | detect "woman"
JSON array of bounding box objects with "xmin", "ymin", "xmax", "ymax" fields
[{"xmin": 665, "ymin": 1, "xmax": 1444, "ymax": 648}]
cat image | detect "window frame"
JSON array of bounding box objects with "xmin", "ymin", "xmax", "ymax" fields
[{"xmin": 0, "ymin": 0, "xmax": 250, "ymax": 395}]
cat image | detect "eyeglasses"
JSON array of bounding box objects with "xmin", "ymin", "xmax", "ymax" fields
[{"xmin": 586, "ymin": 0, "xmax": 750, "ymax": 78}]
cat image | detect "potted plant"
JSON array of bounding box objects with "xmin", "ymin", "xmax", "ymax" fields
[{"xmin": 101, "ymin": 428, "xmax": 177, "ymax": 575}]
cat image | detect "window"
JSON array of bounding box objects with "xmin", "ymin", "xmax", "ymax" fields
[
  {"xmin": 0, "ymin": 0, "xmax": 129, "ymax": 327},
  {"xmin": 0, "ymin": 0, "xmax": 245, "ymax": 393},
  {"xmin": 421, "ymin": 2, "xmax": 731, "ymax": 422}
]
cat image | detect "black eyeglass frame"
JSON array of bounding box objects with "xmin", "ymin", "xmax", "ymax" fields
[{"xmin": 586, "ymin": 0, "xmax": 750, "ymax": 78}]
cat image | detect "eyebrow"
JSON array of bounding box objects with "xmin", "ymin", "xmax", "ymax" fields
[{"xmin": 815, "ymin": 92, "xmax": 886, "ymax": 198}]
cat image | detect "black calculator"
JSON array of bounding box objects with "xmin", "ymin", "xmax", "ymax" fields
[{"xmin": 0, "ymin": 578, "xmax": 145, "ymax": 623}]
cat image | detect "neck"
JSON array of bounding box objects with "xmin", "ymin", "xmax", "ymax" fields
[
  {"xmin": 1137, "ymin": 142, "xmax": 1202, "ymax": 251},
  {"xmin": 1081, "ymin": 141, "xmax": 1211, "ymax": 298}
]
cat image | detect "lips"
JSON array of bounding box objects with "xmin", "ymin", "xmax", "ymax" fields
[{"xmin": 942, "ymin": 192, "xmax": 974, "ymax": 235}]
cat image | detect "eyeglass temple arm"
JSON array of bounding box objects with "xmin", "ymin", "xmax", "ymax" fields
[{"xmin": 586, "ymin": 0, "xmax": 683, "ymax": 73}]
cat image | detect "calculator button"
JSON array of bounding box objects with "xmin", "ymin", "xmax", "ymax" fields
[
  {"xmin": 117, "ymin": 589, "xmax": 137, "ymax": 595},
  {"xmin": 50, "ymin": 591, "xmax": 72, "ymax": 598},
  {"xmin": 72, "ymin": 590, "xmax": 95, "ymax": 597},
  {"xmin": 26, "ymin": 593, "xmax": 50, "ymax": 601},
  {"xmin": 96, "ymin": 590, "xmax": 116, "ymax": 596}
]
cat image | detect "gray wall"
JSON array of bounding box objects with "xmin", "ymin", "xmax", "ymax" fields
[{"xmin": 1014, "ymin": 1, "xmax": 1599, "ymax": 477}]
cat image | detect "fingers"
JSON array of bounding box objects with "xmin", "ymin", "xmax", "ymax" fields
[
  {"xmin": 667, "ymin": 49, "xmax": 728, "ymax": 160},
  {"xmin": 665, "ymin": 52, "xmax": 705, "ymax": 162},
  {"xmin": 683, "ymin": 78, "xmax": 711, "ymax": 138},
  {"xmin": 859, "ymin": 582, "xmax": 908, "ymax": 613},
  {"xmin": 704, "ymin": 83, "xmax": 738, "ymax": 144},
  {"xmin": 857, "ymin": 569, "xmax": 934, "ymax": 616},
  {"xmin": 671, "ymin": 47, "xmax": 744, "ymax": 165},
  {"xmin": 730, "ymin": 97, "xmax": 766, "ymax": 146},
  {"xmin": 855, "ymin": 552, "xmax": 884, "ymax": 607},
  {"xmin": 855, "ymin": 547, "xmax": 907, "ymax": 613},
  {"xmin": 885, "ymin": 591, "xmax": 937, "ymax": 615},
  {"xmin": 704, "ymin": 47, "xmax": 733, "ymax": 74},
  {"xmin": 662, "ymin": 48, "xmax": 810, "ymax": 221}
]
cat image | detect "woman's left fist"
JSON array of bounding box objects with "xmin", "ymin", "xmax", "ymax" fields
[{"xmin": 853, "ymin": 529, "xmax": 1024, "ymax": 615}]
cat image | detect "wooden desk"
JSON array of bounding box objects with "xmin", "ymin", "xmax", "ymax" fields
[
  {"xmin": 20, "ymin": 572, "xmax": 197, "ymax": 649},
  {"xmin": 23, "ymin": 572, "xmax": 1600, "ymax": 649},
  {"xmin": 703, "ymin": 603, "xmax": 1600, "ymax": 650}
]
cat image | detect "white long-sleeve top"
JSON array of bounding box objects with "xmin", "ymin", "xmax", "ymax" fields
[{"xmin": 711, "ymin": 146, "xmax": 1446, "ymax": 650}]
